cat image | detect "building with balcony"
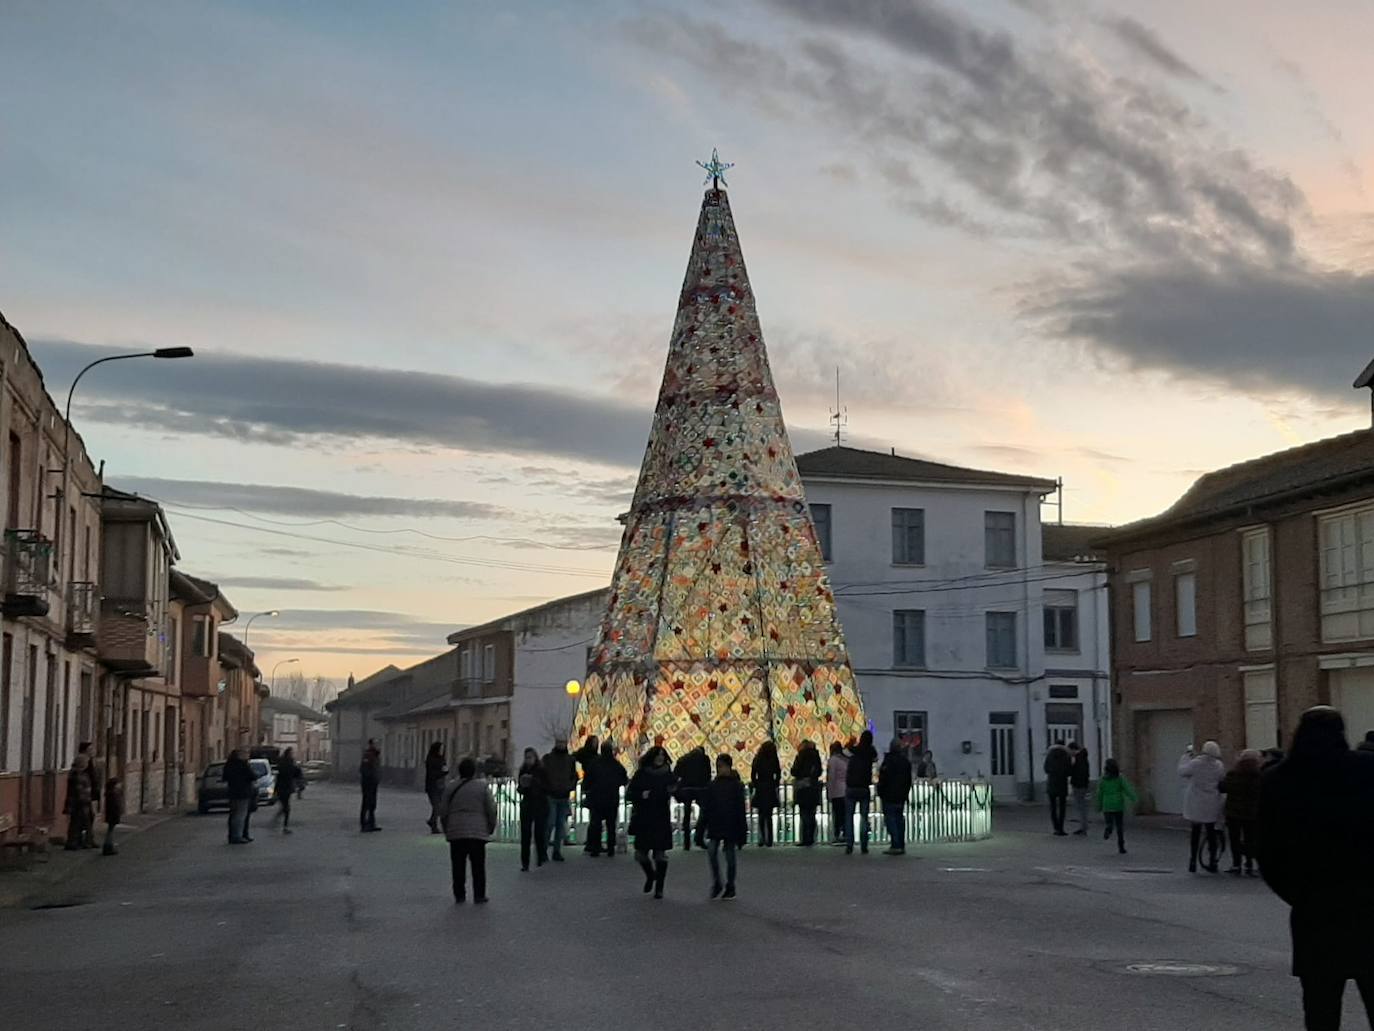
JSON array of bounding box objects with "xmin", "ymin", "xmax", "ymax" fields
[
  {"xmin": 170, "ymin": 570, "xmax": 238, "ymax": 795},
  {"xmin": 217, "ymin": 632, "xmax": 262, "ymax": 759}
]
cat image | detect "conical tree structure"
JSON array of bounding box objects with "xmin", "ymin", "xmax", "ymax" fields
[{"xmin": 576, "ymin": 186, "xmax": 865, "ymax": 771}]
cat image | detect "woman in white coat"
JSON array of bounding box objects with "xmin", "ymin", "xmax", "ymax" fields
[{"xmin": 1179, "ymin": 741, "xmax": 1226, "ymax": 873}]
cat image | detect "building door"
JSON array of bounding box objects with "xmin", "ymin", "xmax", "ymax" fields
[
  {"xmin": 164, "ymin": 704, "xmax": 178, "ymax": 806},
  {"xmin": 1330, "ymin": 668, "xmax": 1374, "ymax": 744},
  {"xmin": 988, "ymin": 712, "xmax": 1016, "ymax": 799},
  {"xmin": 1045, "ymin": 702, "xmax": 1084, "ymax": 749},
  {"xmin": 1142, "ymin": 708, "xmax": 1194, "ymax": 815}
]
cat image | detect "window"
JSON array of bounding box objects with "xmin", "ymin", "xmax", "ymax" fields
[
  {"xmin": 1243, "ymin": 669, "xmax": 1277, "ymax": 750},
  {"xmin": 459, "ymin": 648, "xmax": 472, "ymax": 682},
  {"xmin": 482, "ymin": 644, "xmax": 495, "ymax": 682},
  {"xmin": 1043, "ymin": 589, "xmax": 1079, "ymax": 651},
  {"xmin": 892, "ymin": 610, "xmax": 926, "ymax": 667},
  {"xmin": 1175, "ymin": 571, "xmax": 1197, "ymax": 638},
  {"xmin": 1130, "ymin": 576, "xmax": 1152, "ymax": 642},
  {"xmin": 986, "ymin": 612, "xmax": 1017, "ymax": 668},
  {"xmin": 7, "ymin": 432, "xmax": 21, "ymax": 531},
  {"xmin": 1319, "ymin": 507, "xmax": 1374, "ymax": 642},
  {"xmin": 1048, "ymin": 684, "xmax": 1079, "ymax": 699},
  {"xmin": 1242, "ymin": 528, "xmax": 1272, "ymax": 650},
  {"xmin": 984, "ymin": 512, "xmax": 1016, "ymax": 568},
  {"xmin": 60, "ymin": 661, "xmax": 70, "ymax": 769},
  {"xmin": 810, "ymin": 503, "xmax": 832, "ymax": 562},
  {"xmin": 894, "ymin": 711, "xmax": 928, "ymax": 754},
  {"xmin": 1045, "ymin": 702, "xmax": 1084, "ymax": 748},
  {"xmin": 891, "ymin": 508, "xmax": 925, "ymax": 565},
  {"xmin": 192, "ymin": 616, "xmax": 211, "ymax": 658}
]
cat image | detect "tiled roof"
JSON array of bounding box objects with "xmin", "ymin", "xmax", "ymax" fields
[
  {"xmin": 260, "ymin": 695, "xmax": 328, "ymax": 722},
  {"xmin": 1042, "ymin": 523, "xmax": 1110, "ymax": 563},
  {"xmin": 376, "ymin": 690, "xmax": 453, "ymax": 721},
  {"xmin": 795, "ymin": 446, "xmax": 1057, "ymax": 491},
  {"xmin": 325, "ymin": 664, "xmax": 404, "ymax": 710}
]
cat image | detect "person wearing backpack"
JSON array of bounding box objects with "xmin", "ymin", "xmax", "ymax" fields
[
  {"xmin": 441, "ymin": 757, "xmax": 497, "ymax": 904},
  {"xmin": 1096, "ymin": 758, "xmax": 1137, "ymax": 854}
]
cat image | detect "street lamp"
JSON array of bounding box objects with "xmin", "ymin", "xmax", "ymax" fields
[
  {"xmin": 272, "ymin": 657, "xmax": 299, "ymax": 696},
  {"xmin": 242, "ymin": 610, "xmax": 279, "ymax": 653}
]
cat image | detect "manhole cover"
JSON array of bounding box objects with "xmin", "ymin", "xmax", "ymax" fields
[{"xmin": 1120, "ymin": 962, "xmax": 1241, "ymax": 977}]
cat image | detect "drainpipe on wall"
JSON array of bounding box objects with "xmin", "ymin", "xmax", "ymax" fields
[{"xmin": 1023, "ymin": 489, "xmax": 1036, "ymax": 802}]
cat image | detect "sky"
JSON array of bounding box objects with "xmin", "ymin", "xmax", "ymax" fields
[{"xmin": 3, "ymin": 0, "xmax": 1373, "ymax": 684}]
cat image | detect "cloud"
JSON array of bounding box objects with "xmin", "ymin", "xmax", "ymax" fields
[
  {"xmin": 252, "ymin": 608, "xmax": 456, "ymax": 651},
  {"xmin": 1103, "ymin": 16, "xmax": 1211, "ymax": 87},
  {"xmin": 208, "ymin": 575, "xmax": 350, "ymax": 592}
]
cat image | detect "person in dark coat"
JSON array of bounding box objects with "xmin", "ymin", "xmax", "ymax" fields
[
  {"xmin": 273, "ymin": 748, "xmax": 303, "ymax": 834},
  {"xmin": 1043, "ymin": 742, "xmax": 1072, "ymax": 836},
  {"xmin": 877, "ymin": 738, "xmax": 914, "ymax": 855},
  {"xmin": 574, "ymin": 735, "xmax": 601, "ymax": 853},
  {"xmin": 915, "ymin": 751, "xmax": 938, "ymax": 779},
  {"xmin": 424, "ymin": 742, "xmax": 447, "ymax": 834},
  {"xmin": 702, "ymin": 753, "xmax": 747, "ymax": 899},
  {"xmin": 101, "ymin": 775, "xmax": 124, "ymax": 856},
  {"xmin": 1222, "ymin": 749, "xmax": 1262, "ymax": 877},
  {"xmin": 542, "ymin": 737, "xmax": 578, "ymax": 861},
  {"xmin": 64, "ymin": 747, "xmax": 97, "ymax": 850},
  {"xmin": 673, "ymin": 746, "xmax": 712, "ymax": 850},
  {"xmin": 790, "ymin": 739, "xmax": 823, "ymax": 847},
  {"xmin": 359, "ymin": 739, "xmax": 382, "ymax": 833},
  {"xmin": 222, "ymin": 750, "xmax": 256, "ymax": 844},
  {"xmin": 585, "ymin": 741, "xmax": 627, "ymax": 858},
  {"xmin": 1260, "ymin": 706, "xmax": 1374, "ymax": 1030},
  {"xmin": 1069, "ymin": 743, "xmax": 1091, "ymax": 835},
  {"xmin": 750, "ymin": 740, "xmax": 782, "ymax": 847},
  {"xmin": 516, "ymin": 747, "xmax": 550, "ymax": 871},
  {"xmin": 844, "ymin": 730, "xmax": 878, "ymax": 854},
  {"xmin": 628, "ymin": 745, "xmax": 677, "ymax": 898}
]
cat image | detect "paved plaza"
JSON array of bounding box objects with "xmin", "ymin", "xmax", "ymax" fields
[{"xmin": 0, "ymin": 783, "xmax": 1314, "ymax": 1030}]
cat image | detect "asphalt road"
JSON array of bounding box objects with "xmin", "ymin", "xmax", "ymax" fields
[{"xmin": 0, "ymin": 783, "xmax": 1322, "ymax": 1030}]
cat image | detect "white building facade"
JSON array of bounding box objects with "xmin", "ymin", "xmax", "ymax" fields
[{"xmin": 796, "ymin": 447, "xmax": 1110, "ymax": 801}]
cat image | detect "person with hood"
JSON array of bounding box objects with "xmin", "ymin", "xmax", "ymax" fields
[
  {"xmin": 1069, "ymin": 743, "xmax": 1091, "ymax": 836},
  {"xmin": 791, "ymin": 739, "xmax": 823, "ymax": 847},
  {"xmin": 441, "ymin": 757, "xmax": 497, "ymax": 903},
  {"xmin": 826, "ymin": 742, "xmax": 849, "ymax": 844},
  {"xmin": 222, "ymin": 750, "xmax": 256, "ymax": 844},
  {"xmin": 424, "ymin": 741, "xmax": 447, "ymax": 834},
  {"xmin": 1043, "ymin": 741, "xmax": 1072, "ymax": 836},
  {"xmin": 844, "ymin": 730, "xmax": 879, "ymax": 854},
  {"xmin": 542, "ymin": 737, "xmax": 577, "ymax": 861},
  {"xmin": 585, "ymin": 741, "xmax": 627, "ymax": 858},
  {"xmin": 101, "ymin": 774, "xmax": 124, "ymax": 856},
  {"xmin": 64, "ymin": 744, "xmax": 98, "ymax": 850},
  {"xmin": 1179, "ymin": 741, "xmax": 1226, "ymax": 873},
  {"xmin": 877, "ymin": 738, "xmax": 914, "ymax": 855},
  {"xmin": 629, "ymin": 745, "xmax": 677, "ymax": 898},
  {"xmin": 1096, "ymin": 758, "xmax": 1137, "ymax": 854},
  {"xmin": 1222, "ymin": 749, "xmax": 1263, "ymax": 877},
  {"xmin": 703, "ymin": 753, "xmax": 747, "ymax": 899},
  {"xmin": 1260, "ymin": 706, "xmax": 1374, "ymax": 1029},
  {"xmin": 273, "ymin": 747, "xmax": 303, "ymax": 834},
  {"xmin": 516, "ymin": 747, "xmax": 550, "ymax": 871},
  {"xmin": 915, "ymin": 751, "xmax": 938, "ymax": 779},
  {"xmin": 359, "ymin": 739, "xmax": 382, "ymax": 833},
  {"xmin": 574, "ymin": 735, "xmax": 600, "ymax": 853},
  {"xmin": 750, "ymin": 739, "xmax": 782, "ymax": 847},
  {"xmin": 673, "ymin": 745, "xmax": 712, "ymax": 850}
]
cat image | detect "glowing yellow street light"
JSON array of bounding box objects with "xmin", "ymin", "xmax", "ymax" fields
[{"xmin": 565, "ymin": 679, "xmax": 581, "ymax": 696}]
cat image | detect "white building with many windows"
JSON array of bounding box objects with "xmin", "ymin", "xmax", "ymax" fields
[{"xmin": 796, "ymin": 447, "xmax": 1111, "ymax": 801}]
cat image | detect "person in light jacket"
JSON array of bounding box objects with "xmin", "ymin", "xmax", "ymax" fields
[
  {"xmin": 826, "ymin": 742, "xmax": 849, "ymax": 844},
  {"xmin": 1179, "ymin": 741, "xmax": 1226, "ymax": 873},
  {"xmin": 441, "ymin": 757, "xmax": 497, "ymax": 903}
]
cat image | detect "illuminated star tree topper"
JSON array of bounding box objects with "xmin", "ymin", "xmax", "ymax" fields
[{"xmin": 696, "ymin": 147, "xmax": 734, "ymax": 189}]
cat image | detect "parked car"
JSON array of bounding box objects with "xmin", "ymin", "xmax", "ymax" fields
[
  {"xmin": 250, "ymin": 758, "xmax": 276, "ymax": 807},
  {"xmin": 197, "ymin": 758, "xmax": 276, "ymax": 813}
]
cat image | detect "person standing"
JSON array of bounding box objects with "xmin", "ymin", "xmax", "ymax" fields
[
  {"xmin": 441, "ymin": 757, "xmax": 497, "ymax": 904},
  {"xmin": 1179, "ymin": 741, "xmax": 1225, "ymax": 873},
  {"xmin": 222, "ymin": 750, "xmax": 255, "ymax": 844},
  {"xmin": 826, "ymin": 742, "xmax": 849, "ymax": 844},
  {"xmin": 101, "ymin": 775, "xmax": 124, "ymax": 856},
  {"xmin": 63, "ymin": 747, "xmax": 96, "ymax": 851},
  {"xmin": 673, "ymin": 745, "xmax": 711, "ymax": 850},
  {"xmin": 359, "ymin": 739, "xmax": 382, "ymax": 833},
  {"xmin": 516, "ymin": 747, "xmax": 549, "ymax": 871},
  {"xmin": 915, "ymin": 751, "xmax": 938, "ymax": 779},
  {"xmin": 574, "ymin": 735, "xmax": 600, "ymax": 854},
  {"xmin": 750, "ymin": 740, "xmax": 781, "ymax": 847},
  {"xmin": 542, "ymin": 737, "xmax": 577, "ymax": 861},
  {"xmin": 791, "ymin": 739, "xmax": 823, "ymax": 847},
  {"xmin": 877, "ymin": 738, "xmax": 914, "ymax": 855},
  {"xmin": 1096, "ymin": 758, "xmax": 1137, "ymax": 854},
  {"xmin": 1222, "ymin": 749, "xmax": 1262, "ymax": 877},
  {"xmin": 424, "ymin": 742, "xmax": 447, "ymax": 834},
  {"xmin": 1260, "ymin": 706, "xmax": 1374, "ymax": 1030},
  {"xmin": 1043, "ymin": 741, "xmax": 1072, "ymax": 836},
  {"xmin": 273, "ymin": 748, "xmax": 303, "ymax": 834},
  {"xmin": 844, "ymin": 730, "xmax": 878, "ymax": 854},
  {"xmin": 1069, "ymin": 743, "xmax": 1091, "ymax": 836},
  {"xmin": 628, "ymin": 745, "xmax": 677, "ymax": 899},
  {"xmin": 703, "ymin": 753, "xmax": 747, "ymax": 899},
  {"xmin": 585, "ymin": 741, "xmax": 627, "ymax": 858}
]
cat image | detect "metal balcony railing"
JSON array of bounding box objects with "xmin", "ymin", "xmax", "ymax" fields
[
  {"xmin": 4, "ymin": 529, "xmax": 53, "ymax": 597},
  {"xmin": 67, "ymin": 580, "xmax": 98, "ymax": 638}
]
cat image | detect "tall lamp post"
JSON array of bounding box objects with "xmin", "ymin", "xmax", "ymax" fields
[
  {"xmin": 242, "ymin": 610, "xmax": 279, "ymax": 654},
  {"xmin": 271, "ymin": 657, "xmax": 299, "ymax": 697}
]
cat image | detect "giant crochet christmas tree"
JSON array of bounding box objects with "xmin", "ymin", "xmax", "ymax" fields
[{"xmin": 576, "ymin": 164, "xmax": 866, "ymax": 771}]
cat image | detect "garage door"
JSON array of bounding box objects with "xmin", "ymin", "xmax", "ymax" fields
[
  {"xmin": 1143, "ymin": 708, "xmax": 1194, "ymax": 815},
  {"xmin": 1331, "ymin": 667, "xmax": 1374, "ymax": 744}
]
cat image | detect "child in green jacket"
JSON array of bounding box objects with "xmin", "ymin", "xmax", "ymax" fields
[{"xmin": 1097, "ymin": 758, "xmax": 1137, "ymax": 854}]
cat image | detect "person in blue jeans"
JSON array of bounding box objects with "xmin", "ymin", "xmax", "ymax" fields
[
  {"xmin": 702, "ymin": 753, "xmax": 747, "ymax": 900},
  {"xmin": 844, "ymin": 730, "xmax": 878, "ymax": 855},
  {"xmin": 541, "ymin": 738, "xmax": 578, "ymax": 861}
]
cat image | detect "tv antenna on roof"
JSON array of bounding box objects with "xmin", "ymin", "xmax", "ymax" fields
[{"xmin": 829, "ymin": 366, "xmax": 847, "ymax": 446}]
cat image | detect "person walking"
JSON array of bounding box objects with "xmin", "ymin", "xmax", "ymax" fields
[
  {"xmin": 424, "ymin": 742, "xmax": 447, "ymax": 834},
  {"xmin": 629, "ymin": 745, "xmax": 677, "ymax": 899},
  {"xmin": 1222, "ymin": 749, "xmax": 1262, "ymax": 877},
  {"xmin": 101, "ymin": 775, "xmax": 124, "ymax": 856},
  {"xmin": 273, "ymin": 748, "xmax": 303, "ymax": 834},
  {"xmin": 441, "ymin": 758, "xmax": 497, "ymax": 904},
  {"xmin": 222, "ymin": 750, "xmax": 255, "ymax": 844},
  {"xmin": 1179, "ymin": 741, "xmax": 1225, "ymax": 873},
  {"xmin": 542, "ymin": 737, "xmax": 577, "ymax": 861},
  {"xmin": 63, "ymin": 747, "xmax": 96, "ymax": 851},
  {"xmin": 877, "ymin": 738, "xmax": 914, "ymax": 855},
  {"xmin": 791, "ymin": 739, "xmax": 823, "ymax": 847},
  {"xmin": 750, "ymin": 740, "xmax": 781, "ymax": 847},
  {"xmin": 1096, "ymin": 758, "xmax": 1137, "ymax": 854},
  {"xmin": 516, "ymin": 747, "xmax": 550, "ymax": 871},
  {"xmin": 673, "ymin": 745, "xmax": 711, "ymax": 850},
  {"xmin": 574, "ymin": 735, "xmax": 601, "ymax": 854},
  {"xmin": 1043, "ymin": 741, "xmax": 1072, "ymax": 836},
  {"xmin": 585, "ymin": 741, "xmax": 627, "ymax": 858},
  {"xmin": 1260, "ymin": 706, "xmax": 1374, "ymax": 1030},
  {"xmin": 915, "ymin": 751, "xmax": 938, "ymax": 779},
  {"xmin": 703, "ymin": 753, "xmax": 746, "ymax": 899},
  {"xmin": 359, "ymin": 739, "xmax": 382, "ymax": 833},
  {"xmin": 1069, "ymin": 743, "xmax": 1091, "ymax": 836},
  {"xmin": 845, "ymin": 730, "xmax": 878, "ymax": 855},
  {"xmin": 826, "ymin": 741, "xmax": 849, "ymax": 844}
]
